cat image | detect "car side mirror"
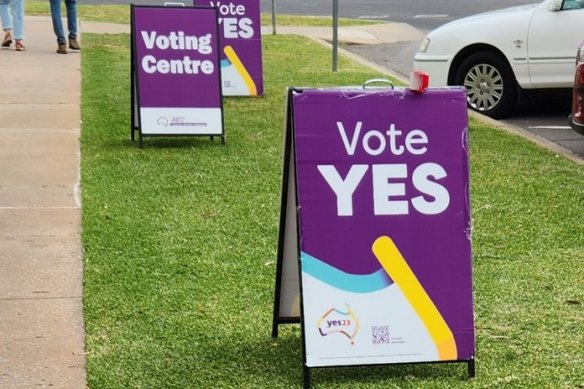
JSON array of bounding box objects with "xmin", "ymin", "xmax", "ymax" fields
[{"xmin": 548, "ymin": 0, "xmax": 563, "ymax": 11}]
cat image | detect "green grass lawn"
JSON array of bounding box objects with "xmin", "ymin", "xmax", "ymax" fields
[{"xmin": 76, "ymin": 10, "xmax": 584, "ymax": 389}]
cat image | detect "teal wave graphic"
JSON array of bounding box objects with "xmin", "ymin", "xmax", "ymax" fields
[{"xmin": 301, "ymin": 252, "xmax": 392, "ymax": 293}]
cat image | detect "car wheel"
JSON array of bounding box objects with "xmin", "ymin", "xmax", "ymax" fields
[{"xmin": 454, "ymin": 51, "xmax": 517, "ymax": 119}]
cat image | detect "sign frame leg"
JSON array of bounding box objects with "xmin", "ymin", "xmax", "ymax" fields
[
  {"xmin": 303, "ymin": 365, "xmax": 311, "ymax": 389},
  {"xmin": 468, "ymin": 358, "xmax": 476, "ymax": 378}
]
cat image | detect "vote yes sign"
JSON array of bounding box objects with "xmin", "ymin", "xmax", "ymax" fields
[
  {"xmin": 274, "ymin": 86, "xmax": 475, "ymax": 375},
  {"xmin": 196, "ymin": 0, "xmax": 264, "ymax": 96}
]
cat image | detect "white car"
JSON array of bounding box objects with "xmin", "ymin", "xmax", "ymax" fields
[{"xmin": 413, "ymin": 0, "xmax": 584, "ymax": 118}]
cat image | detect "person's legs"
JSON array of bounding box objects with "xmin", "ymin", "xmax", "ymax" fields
[
  {"xmin": 64, "ymin": 0, "xmax": 76, "ymax": 37},
  {"xmin": 64, "ymin": 0, "xmax": 79, "ymax": 49},
  {"xmin": 11, "ymin": 0, "xmax": 24, "ymax": 50},
  {"xmin": 11, "ymin": 0, "xmax": 23, "ymax": 40},
  {"xmin": 0, "ymin": 0, "xmax": 12, "ymax": 47},
  {"xmin": 0, "ymin": 0, "xmax": 12, "ymax": 29},
  {"xmin": 50, "ymin": 0, "xmax": 67, "ymax": 53},
  {"xmin": 50, "ymin": 0, "xmax": 65, "ymax": 43}
]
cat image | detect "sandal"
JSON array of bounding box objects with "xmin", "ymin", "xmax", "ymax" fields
[
  {"xmin": 1, "ymin": 33, "xmax": 12, "ymax": 47},
  {"xmin": 15, "ymin": 41, "xmax": 25, "ymax": 51}
]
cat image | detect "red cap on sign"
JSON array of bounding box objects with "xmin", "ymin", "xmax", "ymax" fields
[{"xmin": 409, "ymin": 71, "xmax": 429, "ymax": 93}]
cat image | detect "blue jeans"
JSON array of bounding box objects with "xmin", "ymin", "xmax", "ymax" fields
[
  {"xmin": 0, "ymin": 0, "xmax": 24, "ymax": 40},
  {"xmin": 50, "ymin": 0, "xmax": 77, "ymax": 44}
]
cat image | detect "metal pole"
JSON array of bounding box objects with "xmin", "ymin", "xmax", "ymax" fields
[
  {"xmin": 271, "ymin": 0, "xmax": 277, "ymax": 35},
  {"xmin": 332, "ymin": 0, "xmax": 338, "ymax": 71}
]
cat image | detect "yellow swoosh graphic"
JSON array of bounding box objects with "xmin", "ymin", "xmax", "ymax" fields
[
  {"xmin": 224, "ymin": 45, "xmax": 257, "ymax": 96},
  {"xmin": 372, "ymin": 236, "xmax": 457, "ymax": 360}
]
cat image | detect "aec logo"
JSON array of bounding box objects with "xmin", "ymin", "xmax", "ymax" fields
[
  {"xmin": 157, "ymin": 116, "xmax": 169, "ymax": 127},
  {"xmin": 157, "ymin": 116, "xmax": 202, "ymax": 128}
]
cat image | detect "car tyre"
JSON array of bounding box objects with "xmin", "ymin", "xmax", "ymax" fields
[{"xmin": 454, "ymin": 51, "xmax": 517, "ymax": 119}]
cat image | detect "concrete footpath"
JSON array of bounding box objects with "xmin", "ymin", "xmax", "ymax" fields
[
  {"xmin": 0, "ymin": 15, "xmax": 86, "ymax": 389},
  {"xmin": 0, "ymin": 14, "xmax": 426, "ymax": 389}
]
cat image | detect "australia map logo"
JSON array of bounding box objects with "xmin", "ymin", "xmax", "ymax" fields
[{"xmin": 317, "ymin": 305, "xmax": 359, "ymax": 345}]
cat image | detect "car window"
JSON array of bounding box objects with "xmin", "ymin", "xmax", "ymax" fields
[{"xmin": 562, "ymin": 0, "xmax": 584, "ymax": 10}]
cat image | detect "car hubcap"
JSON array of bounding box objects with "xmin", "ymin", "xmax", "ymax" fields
[{"xmin": 464, "ymin": 63, "xmax": 503, "ymax": 112}]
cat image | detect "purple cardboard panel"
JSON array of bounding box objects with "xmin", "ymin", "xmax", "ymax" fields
[
  {"xmin": 133, "ymin": 6, "xmax": 223, "ymax": 135},
  {"xmin": 133, "ymin": 7, "xmax": 221, "ymax": 107},
  {"xmin": 197, "ymin": 0, "xmax": 264, "ymax": 96},
  {"xmin": 292, "ymin": 88, "xmax": 474, "ymax": 367}
]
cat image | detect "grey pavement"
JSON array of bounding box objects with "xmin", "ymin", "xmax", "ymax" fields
[
  {"xmin": 0, "ymin": 15, "xmax": 85, "ymax": 389},
  {"xmin": 0, "ymin": 13, "xmax": 580, "ymax": 389}
]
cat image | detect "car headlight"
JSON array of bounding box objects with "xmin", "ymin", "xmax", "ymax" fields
[{"xmin": 418, "ymin": 37, "xmax": 430, "ymax": 53}]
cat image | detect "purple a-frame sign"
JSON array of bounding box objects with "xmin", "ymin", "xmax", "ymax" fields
[
  {"xmin": 273, "ymin": 86, "xmax": 476, "ymax": 387},
  {"xmin": 196, "ymin": 0, "xmax": 264, "ymax": 96},
  {"xmin": 131, "ymin": 5, "xmax": 225, "ymax": 146}
]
